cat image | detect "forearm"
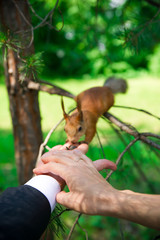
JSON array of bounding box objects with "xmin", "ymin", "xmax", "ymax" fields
[
  {"xmin": 101, "ymin": 189, "xmax": 160, "ymax": 230},
  {"xmin": 0, "ymin": 175, "xmax": 61, "ymax": 240}
]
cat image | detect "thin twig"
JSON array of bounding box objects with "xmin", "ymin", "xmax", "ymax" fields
[
  {"xmin": 36, "ymin": 118, "xmax": 64, "ymax": 165},
  {"xmin": 27, "ymin": 0, "xmax": 64, "ymax": 32},
  {"xmin": 32, "ymin": 0, "xmax": 59, "ymax": 31},
  {"xmin": 66, "ymin": 213, "xmax": 82, "ymax": 240},
  {"xmin": 51, "ymin": 208, "xmax": 71, "ymax": 220},
  {"xmin": 123, "ymin": 8, "xmax": 160, "ymax": 48},
  {"xmin": 113, "ymin": 105, "xmax": 160, "ymax": 121},
  {"xmin": 12, "ymin": 0, "xmax": 34, "ymax": 49},
  {"xmin": 118, "ymin": 219, "xmax": 125, "ymax": 240},
  {"xmin": 141, "ymin": 132, "xmax": 160, "ymax": 139},
  {"xmin": 96, "ymin": 131, "xmax": 106, "ymax": 159},
  {"xmin": 77, "ymin": 222, "xmax": 89, "ymax": 240},
  {"xmin": 106, "ymin": 137, "xmax": 139, "ymax": 180},
  {"xmin": 111, "ymin": 124, "xmax": 157, "ymax": 192}
]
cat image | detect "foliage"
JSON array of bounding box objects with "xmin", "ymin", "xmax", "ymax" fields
[
  {"xmin": 0, "ymin": 0, "xmax": 160, "ymax": 78},
  {"xmin": 0, "ymin": 31, "xmax": 19, "ymax": 59},
  {"xmin": 19, "ymin": 52, "xmax": 44, "ymax": 82},
  {"xmin": 0, "ymin": 31, "xmax": 44, "ymax": 81},
  {"xmin": 29, "ymin": 0, "xmax": 160, "ymax": 77},
  {"xmin": 46, "ymin": 204, "xmax": 66, "ymax": 238}
]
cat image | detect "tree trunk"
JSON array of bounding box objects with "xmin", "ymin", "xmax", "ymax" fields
[{"xmin": 0, "ymin": 0, "xmax": 43, "ymax": 184}]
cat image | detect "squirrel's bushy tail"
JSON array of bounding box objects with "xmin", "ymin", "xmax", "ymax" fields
[{"xmin": 104, "ymin": 76, "xmax": 128, "ymax": 94}]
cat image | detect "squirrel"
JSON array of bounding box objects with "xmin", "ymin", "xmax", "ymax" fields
[{"xmin": 61, "ymin": 77, "xmax": 128, "ymax": 145}]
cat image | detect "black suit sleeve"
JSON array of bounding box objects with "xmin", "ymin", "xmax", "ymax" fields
[{"xmin": 0, "ymin": 185, "xmax": 51, "ymax": 240}]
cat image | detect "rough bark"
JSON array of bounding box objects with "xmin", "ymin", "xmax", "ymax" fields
[{"xmin": 0, "ymin": 0, "xmax": 43, "ymax": 184}]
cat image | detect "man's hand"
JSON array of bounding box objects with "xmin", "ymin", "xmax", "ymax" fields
[
  {"xmin": 33, "ymin": 146, "xmax": 117, "ymax": 214},
  {"xmin": 35, "ymin": 143, "xmax": 89, "ymax": 188}
]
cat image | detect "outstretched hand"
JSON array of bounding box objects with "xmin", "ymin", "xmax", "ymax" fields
[{"xmin": 33, "ymin": 143, "xmax": 117, "ymax": 214}]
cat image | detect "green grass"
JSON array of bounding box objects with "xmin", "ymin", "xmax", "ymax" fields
[{"xmin": 0, "ymin": 74, "xmax": 160, "ymax": 239}]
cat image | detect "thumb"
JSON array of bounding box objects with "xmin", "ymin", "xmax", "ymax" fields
[
  {"xmin": 56, "ymin": 191, "xmax": 70, "ymax": 206},
  {"xmin": 93, "ymin": 159, "xmax": 117, "ymax": 171}
]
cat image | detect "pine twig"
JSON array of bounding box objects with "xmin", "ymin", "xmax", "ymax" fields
[
  {"xmin": 106, "ymin": 137, "xmax": 140, "ymax": 180},
  {"xmin": 51, "ymin": 208, "xmax": 71, "ymax": 220},
  {"xmin": 77, "ymin": 222, "xmax": 89, "ymax": 240},
  {"xmin": 66, "ymin": 213, "xmax": 82, "ymax": 240}
]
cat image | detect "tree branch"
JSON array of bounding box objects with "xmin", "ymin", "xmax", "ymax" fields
[
  {"xmin": 103, "ymin": 112, "xmax": 160, "ymax": 151},
  {"xmin": 27, "ymin": 80, "xmax": 75, "ymax": 99},
  {"xmin": 144, "ymin": 0, "xmax": 160, "ymax": 7},
  {"xmin": 27, "ymin": 0, "xmax": 64, "ymax": 32},
  {"xmin": 109, "ymin": 125, "xmax": 157, "ymax": 192}
]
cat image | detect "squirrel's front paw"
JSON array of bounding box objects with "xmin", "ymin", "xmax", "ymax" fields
[{"xmin": 79, "ymin": 140, "xmax": 89, "ymax": 145}]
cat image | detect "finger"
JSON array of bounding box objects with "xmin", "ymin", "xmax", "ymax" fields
[
  {"xmin": 61, "ymin": 142, "xmax": 74, "ymax": 150},
  {"xmin": 73, "ymin": 149, "xmax": 93, "ymax": 165},
  {"xmin": 41, "ymin": 151, "xmax": 80, "ymax": 165},
  {"xmin": 42, "ymin": 148, "xmax": 88, "ymax": 165},
  {"xmin": 93, "ymin": 159, "xmax": 117, "ymax": 171},
  {"xmin": 77, "ymin": 143, "xmax": 88, "ymax": 154},
  {"xmin": 33, "ymin": 162, "xmax": 66, "ymax": 178},
  {"xmin": 51, "ymin": 145, "xmax": 63, "ymax": 150},
  {"xmin": 41, "ymin": 146, "xmax": 63, "ymax": 160}
]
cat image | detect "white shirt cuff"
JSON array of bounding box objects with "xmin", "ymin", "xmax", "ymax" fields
[{"xmin": 25, "ymin": 175, "xmax": 61, "ymax": 212}]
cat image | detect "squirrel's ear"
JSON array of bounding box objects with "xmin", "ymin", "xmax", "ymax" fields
[
  {"xmin": 78, "ymin": 110, "xmax": 83, "ymax": 121},
  {"xmin": 77, "ymin": 98, "xmax": 81, "ymax": 112},
  {"xmin": 61, "ymin": 97, "xmax": 68, "ymax": 120},
  {"xmin": 77, "ymin": 100, "xmax": 83, "ymax": 121}
]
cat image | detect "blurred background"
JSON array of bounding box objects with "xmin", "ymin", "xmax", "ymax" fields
[{"xmin": 0, "ymin": 0, "xmax": 160, "ymax": 239}]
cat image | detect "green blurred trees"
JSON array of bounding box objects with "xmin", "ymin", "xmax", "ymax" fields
[{"xmin": 29, "ymin": 0, "xmax": 160, "ymax": 77}]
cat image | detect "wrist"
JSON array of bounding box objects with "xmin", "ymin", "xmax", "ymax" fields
[
  {"xmin": 25, "ymin": 175, "xmax": 61, "ymax": 212},
  {"xmin": 95, "ymin": 185, "xmax": 121, "ymax": 217}
]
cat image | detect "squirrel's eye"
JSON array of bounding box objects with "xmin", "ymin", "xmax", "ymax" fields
[{"xmin": 78, "ymin": 126, "xmax": 82, "ymax": 132}]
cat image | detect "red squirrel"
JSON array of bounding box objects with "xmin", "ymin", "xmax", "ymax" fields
[{"xmin": 61, "ymin": 77, "xmax": 127, "ymax": 144}]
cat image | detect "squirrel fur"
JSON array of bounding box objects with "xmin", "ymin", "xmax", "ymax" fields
[{"xmin": 61, "ymin": 77, "xmax": 128, "ymax": 144}]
